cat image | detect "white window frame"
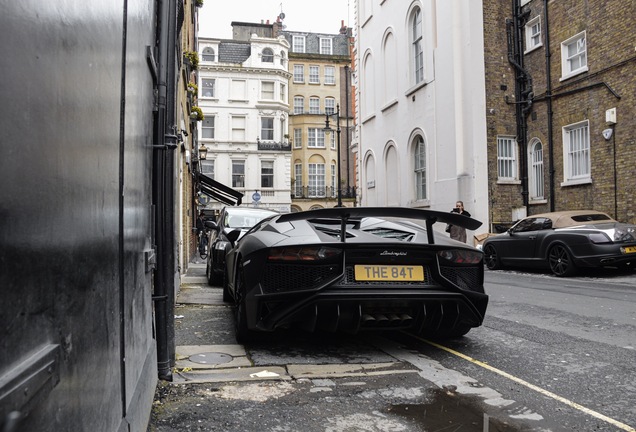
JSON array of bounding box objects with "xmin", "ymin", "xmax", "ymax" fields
[
  {"xmin": 331, "ymin": 163, "xmax": 337, "ymax": 198},
  {"xmin": 414, "ymin": 136, "xmax": 427, "ymax": 200},
  {"xmin": 261, "ymin": 81, "xmax": 275, "ymax": 100},
  {"xmin": 232, "ymin": 160, "xmax": 245, "ymax": 188},
  {"xmin": 561, "ymin": 31, "xmax": 587, "ymax": 80},
  {"xmin": 294, "ymin": 164, "xmax": 303, "ymax": 196},
  {"xmin": 293, "ymin": 36, "xmax": 305, "ymax": 53},
  {"xmin": 525, "ymin": 16, "xmax": 542, "ymax": 53},
  {"xmin": 324, "ymin": 66, "xmax": 336, "ymax": 85},
  {"xmin": 293, "ymin": 64, "xmax": 304, "ymax": 83},
  {"xmin": 201, "ymin": 159, "xmax": 214, "ymax": 176},
  {"xmin": 201, "ymin": 78, "xmax": 215, "ymax": 98},
  {"xmin": 230, "ymin": 79, "xmax": 247, "ymax": 101},
  {"xmin": 309, "ymin": 97, "xmax": 320, "ymax": 114},
  {"xmin": 308, "ymin": 163, "xmax": 326, "ymax": 198},
  {"xmin": 325, "ymin": 97, "xmax": 335, "ymax": 115},
  {"xmin": 309, "ymin": 65, "xmax": 320, "ymax": 84},
  {"xmin": 231, "ymin": 116, "xmax": 246, "ymax": 142},
  {"xmin": 293, "ymin": 96, "xmax": 304, "ymax": 114},
  {"xmin": 561, "ymin": 120, "xmax": 591, "ymax": 185},
  {"xmin": 307, "ymin": 128, "xmax": 325, "ymax": 148},
  {"xmin": 261, "ymin": 160, "xmax": 274, "ymax": 188},
  {"xmin": 320, "ymin": 38, "xmax": 333, "ymax": 55},
  {"xmin": 261, "ymin": 117, "xmax": 274, "ymax": 141},
  {"xmin": 202, "ymin": 47, "xmax": 216, "ymax": 62},
  {"xmin": 411, "ymin": 7, "xmax": 424, "ymax": 85},
  {"xmin": 497, "ymin": 136, "xmax": 518, "ymax": 181},
  {"xmin": 280, "ymin": 83, "xmax": 286, "ymax": 102},
  {"xmin": 262, "ymin": 48, "xmax": 274, "ymax": 63},
  {"xmin": 201, "ymin": 116, "xmax": 215, "ymax": 139},
  {"xmin": 529, "ymin": 139, "xmax": 545, "ymax": 200},
  {"xmin": 293, "ymin": 128, "xmax": 302, "ymax": 149}
]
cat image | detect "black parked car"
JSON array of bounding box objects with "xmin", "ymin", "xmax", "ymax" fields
[
  {"xmin": 482, "ymin": 210, "xmax": 636, "ymax": 277},
  {"xmin": 205, "ymin": 207, "xmax": 278, "ymax": 290},
  {"xmin": 222, "ymin": 207, "xmax": 488, "ymax": 342}
]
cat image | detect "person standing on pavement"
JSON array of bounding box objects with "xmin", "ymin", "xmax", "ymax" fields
[
  {"xmin": 196, "ymin": 210, "xmax": 206, "ymax": 235},
  {"xmin": 448, "ymin": 201, "xmax": 471, "ymax": 243}
]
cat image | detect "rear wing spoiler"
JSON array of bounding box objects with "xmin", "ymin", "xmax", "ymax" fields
[{"xmin": 277, "ymin": 207, "xmax": 482, "ymax": 244}]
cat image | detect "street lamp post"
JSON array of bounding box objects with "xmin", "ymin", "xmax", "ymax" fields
[{"xmin": 323, "ymin": 104, "xmax": 342, "ymax": 207}]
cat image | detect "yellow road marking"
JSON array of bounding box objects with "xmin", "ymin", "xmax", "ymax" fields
[{"xmin": 411, "ymin": 335, "xmax": 636, "ymax": 432}]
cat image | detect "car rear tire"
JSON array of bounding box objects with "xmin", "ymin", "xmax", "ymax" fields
[
  {"xmin": 234, "ymin": 266, "xmax": 257, "ymax": 343},
  {"xmin": 483, "ymin": 244, "xmax": 502, "ymax": 270},
  {"xmin": 208, "ymin": 267, "xmax": 222, "ymax": 286},
  {"xmin": 548, "ymin": 244, "xmax": 577, "ymax": 277},
  {"xmin": 222, "ymin": 268, "xmax": 231, "ymax": 303}
]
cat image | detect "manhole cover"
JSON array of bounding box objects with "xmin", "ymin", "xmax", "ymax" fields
[{"xmin": 188, "ymin": 352, "xmax": 233, "ymax": 365}]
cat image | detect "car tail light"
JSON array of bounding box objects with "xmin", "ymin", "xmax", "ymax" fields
[
  {"xmin": 589, "ymin": 233, "xmax": 611, "ymax": 244},
  {"xmin": 437, "ymin": 249, "xmax": 482, "ymax": 264},
  {"xmin": 268, "ymin": 246, "xmax": 342, "ymax": 262},
  {"xmin": 613, "ymin": 226, "xmax": 636, "ymax": 242}
]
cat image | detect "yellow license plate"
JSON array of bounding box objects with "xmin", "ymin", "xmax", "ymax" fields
[
  {"xmin": 354, "ymin": 265, "xmax": 424, "ymax": 281},
  {"xmin": 623, "ymin": 246, "xmax": 636, "ymax": 254}
]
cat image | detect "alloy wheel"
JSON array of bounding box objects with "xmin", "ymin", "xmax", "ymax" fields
[
  {"xmin": 483, "ymin": 245, "xmax": 501, "ymax": 270},
  {"xmin": 548, "ymin": 244, "xmax": 576, "ymax": 277}
]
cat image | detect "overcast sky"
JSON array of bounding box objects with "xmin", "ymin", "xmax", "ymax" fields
[{"xmin": 198, "ymin": 0, "xmax": 354, "ymax": 39}]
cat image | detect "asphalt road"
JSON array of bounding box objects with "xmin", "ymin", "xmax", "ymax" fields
[{"xmin": 149, "ymin": 265, "xmax": 636, "ymax": 432}]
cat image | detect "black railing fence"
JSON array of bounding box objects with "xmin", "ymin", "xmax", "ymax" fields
[{"xmin": 292, "ymin": 185, "xmax": 356, "ymax": 200}]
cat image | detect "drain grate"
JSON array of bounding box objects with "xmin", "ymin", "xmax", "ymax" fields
[{"xmin": 188, "ymin": 352, "xmax": 233, "ymax": 365}]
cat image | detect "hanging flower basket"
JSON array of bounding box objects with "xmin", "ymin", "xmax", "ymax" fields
[
  {"xmin": 183, "ymin": 51, "xmax": 199, "ymax": 70},
  {"xmin": 187, "ymin": 82, "xmax": 198, "ymax": 94},
  {"xmin": 190, "ymin": 106, "xmax": 204, "ymax": 121},
  {"xmin": 195, "ymin": 0, "xmax": 203, "ymax": 6}
]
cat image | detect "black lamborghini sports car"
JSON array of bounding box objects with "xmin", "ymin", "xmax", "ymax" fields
[{"xmin": 222, "ymin": 207, "xmax": 488, "ymax": 342}]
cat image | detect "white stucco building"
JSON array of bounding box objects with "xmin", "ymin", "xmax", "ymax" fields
[
  {"xmin": 355, "ymin": 0, "xmax": 489, "ymax": 239},
  {"xmin": 197, "ymin": 30, "xmax": 292, "ymax": 213}
]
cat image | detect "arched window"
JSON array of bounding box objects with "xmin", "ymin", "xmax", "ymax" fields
[
  {"xmin": 262, "ymin": 48, "xmax": 274, "ymax": 63},
  {"xmin": 202, "ymin": 47, "xmax": 215, "ymax": 62},
  {"xmin": 529, "ymin": 139, "xmax": 544, "ymax": 200},
  {"xmin": 410, "ymin": 7, "xmax": 423, "ymax": 84},
  {"xmin": 414, "ymin": 136, "xmax": 426, "ymax": 200}
]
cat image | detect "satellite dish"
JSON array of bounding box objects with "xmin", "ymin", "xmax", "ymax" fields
[{"xmin": 279, "ymin": 12, "xmax": 285, "ymax": 20}]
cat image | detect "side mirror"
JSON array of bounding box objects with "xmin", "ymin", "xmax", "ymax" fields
[
  {"xmin": 226, "ymin": 229, "xmax": 242, "ymax": 245},
  {"xmin": 205, "ymin": 220, "xmax": 218, "ymax": 230}
]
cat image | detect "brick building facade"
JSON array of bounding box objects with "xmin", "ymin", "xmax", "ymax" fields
[{"xmin": 483, "ymin": 0, "xmax": 636, "ymax": 230}]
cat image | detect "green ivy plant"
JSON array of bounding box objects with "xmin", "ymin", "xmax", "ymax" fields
[
  {"xmin": 183, "ymin": 51, "xmax": 199, "ymax": 70},
  {"xmin": 190, "ymin": 106, "xmax": 204, "ymax": 121},
  {"xmin": 195, "ymin": 0, "xmax": 203, "ymax": 6}
]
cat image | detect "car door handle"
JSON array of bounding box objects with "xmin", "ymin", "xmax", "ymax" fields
[{"xmin": 528, "ymin": 236, "xmax": 536, "ymax": 239}]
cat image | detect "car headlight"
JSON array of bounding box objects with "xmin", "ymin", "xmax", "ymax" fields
[
  {"xmin": 267, "ymin": 246, "xmax": 342, "ymax": 262},
  {"xmin": 437, "ymin": 249, "xmax": 482, "ymax": 264}
]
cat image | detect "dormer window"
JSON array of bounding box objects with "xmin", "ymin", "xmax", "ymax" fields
[
  {"xmin": 262, "ymin": 48, "xmax": 274, "ymax": 63},
  {"xmin": 202, "ymin": 47, "xmax": 215, "ymax": 62}
]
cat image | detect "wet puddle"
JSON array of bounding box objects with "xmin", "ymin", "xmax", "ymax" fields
[{"xmin": 387, "ymin": 388, "xmax": 520, "ymax": 431}]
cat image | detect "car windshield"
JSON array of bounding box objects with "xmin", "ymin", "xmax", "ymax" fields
[{"xmin": 225, "ymin": 209, "xmax": 276, "ymax": 228}]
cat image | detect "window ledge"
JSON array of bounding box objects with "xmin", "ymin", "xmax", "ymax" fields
[
  {"xmin": 560, "ymin": 66, "xmax": 588, "ymax": 82},
  {"xmin": 381, "ymin": 99, "xmax": 399, "ymax": 112},
  {"xmin": 362, "ymin": 113, "xmax": 376, "ymax": 125},
  {"xmin": 524, "ymin": 43, "xmax": 543, "ymax": 55},
  {"xmin": 405, "ymin": 81, "xmax": 427, "ymax": 98},
  {"xmin": 408, "ymin": 199, "xmax": 431, "ymax": 208},
  {"xmin": 529, "ymin": 199, "xmax": 548, "ymax": 205},
  {"xmin": 561, "ymin": 178, "xmax": 592, "ymax": 187},
  {"xmin": 496, "ymin": 179, "xmax": 521, "ymax": 185}
]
